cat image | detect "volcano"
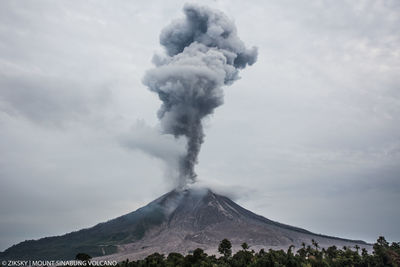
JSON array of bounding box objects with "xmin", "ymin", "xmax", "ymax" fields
[{"xmin": 0, "ymin": 188, "xmax": 370, "ymax": 261}]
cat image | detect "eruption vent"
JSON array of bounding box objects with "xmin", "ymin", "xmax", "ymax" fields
[{"xmin": 143, "ymin": 4, "xmax": 257, "ymax": 187}]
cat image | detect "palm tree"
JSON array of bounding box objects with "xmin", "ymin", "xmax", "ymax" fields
[
  {"xmin": 241, "ymin": 242, "xmax": 250, "ymax": 251},
  {"xmin": 311, "ymin": 239, "xmax": 319, "ymax": 250}
]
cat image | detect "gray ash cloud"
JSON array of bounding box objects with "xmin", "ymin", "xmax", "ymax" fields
[{"xmin": 143, "ymin": 4, "xmax": 257, "ymax": 187}]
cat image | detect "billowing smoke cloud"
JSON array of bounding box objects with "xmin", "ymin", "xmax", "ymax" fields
[{"xmin": 143, "ymin": 4, "xmax": 257, "ymax": 187}]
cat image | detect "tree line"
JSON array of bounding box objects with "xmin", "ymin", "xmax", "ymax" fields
[{"xmin": 116, "ymin": 236, "xmax": 400, "ymax": 267}]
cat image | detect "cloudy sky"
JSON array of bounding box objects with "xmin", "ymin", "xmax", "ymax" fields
[{"xmin": 0, "ymin": 0, "xmax": 399, "ymax": 251}]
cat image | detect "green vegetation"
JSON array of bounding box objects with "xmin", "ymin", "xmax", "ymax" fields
[
  {"xmin": 218, "ymin": 238, "xmax": 233, "ymax": 258},
  {"xmin": 119, "ymin": 236, "xmax": 400, "ymax": 267},
  {"xmin": 75, "ymin": 252, "xmax": 92, "ymax": 262},
  {"xmin": 1, "ymin": 236, "xmax": 398, "ymax": 266}
]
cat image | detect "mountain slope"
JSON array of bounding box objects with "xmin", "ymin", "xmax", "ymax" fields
[{"xmin": 0, "ymin": 188, "xmax": 370, "ymax": 260}]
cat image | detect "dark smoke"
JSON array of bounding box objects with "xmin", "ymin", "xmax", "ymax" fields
[{"xmin": 143, "ymin": 4, "xmax": 257, "ymax": 188}]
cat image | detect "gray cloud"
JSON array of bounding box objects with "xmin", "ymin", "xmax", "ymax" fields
[
  {"xmin": 0, "ymin": 0, "xmax": 399, "ymax": 252},
  {"xmin": 0, "ymin": 74, "xmax": 112, "ymax": 126}
]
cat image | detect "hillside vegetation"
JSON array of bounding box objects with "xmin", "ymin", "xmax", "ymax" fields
[{"xmin": 120, "ymin": 236, "xmax": 399, "ymax": 267}]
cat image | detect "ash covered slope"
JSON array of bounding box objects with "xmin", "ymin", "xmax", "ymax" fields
[
  {"xmin": 99, "ymin": 188, "xmax": 370, "ymax": 260},
  {"xmin": 0, "ymin": 188, "xmax": 369, "ymax": 261}
]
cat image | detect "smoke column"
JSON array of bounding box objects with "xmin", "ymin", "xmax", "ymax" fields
[{"xmin": 143, "ymin": 4, "xmax": 257, "ymax": 188}]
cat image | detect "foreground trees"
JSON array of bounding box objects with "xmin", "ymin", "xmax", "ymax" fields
[
  {"xmin": 218, "ymin": 238, "xmax": 233, "ymax": 259},
  {"xmin": 121, "ymin": 236, "xmax": 399, "ymax": 267}
]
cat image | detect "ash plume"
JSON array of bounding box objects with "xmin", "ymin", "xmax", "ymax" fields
[{"xmin": 143, "ymin": 4, "xmax": 257, "ymax": 187}]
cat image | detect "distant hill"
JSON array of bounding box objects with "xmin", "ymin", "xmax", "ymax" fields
[{"xmin": 0, "ymin": 188, "xmax": 370, "ymax": 260}]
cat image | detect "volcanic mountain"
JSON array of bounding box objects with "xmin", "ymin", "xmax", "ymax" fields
[{"xmin": 0, "ymin": 188, "xmax": 370, "ymax": 260}]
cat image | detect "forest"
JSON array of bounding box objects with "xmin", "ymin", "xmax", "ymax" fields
[{"xmin": 103, "ymin": 236, "xmax": 400, "ymax": 267}]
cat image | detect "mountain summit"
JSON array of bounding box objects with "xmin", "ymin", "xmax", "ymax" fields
[{"xmin": 0, "ymin": 188, "xmax": 369, "ymax": 260}]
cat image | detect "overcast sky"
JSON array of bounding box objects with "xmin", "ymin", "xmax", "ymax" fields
[{"xmin": 1, "ymin": 0, "xmax": 399, "ymax": 251}]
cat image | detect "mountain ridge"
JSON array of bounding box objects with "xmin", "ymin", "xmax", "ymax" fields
[{"xmin": 0, "ymin": 187, "xmax": 370, "ymax": 261}]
